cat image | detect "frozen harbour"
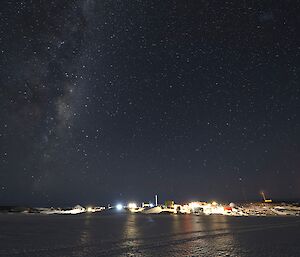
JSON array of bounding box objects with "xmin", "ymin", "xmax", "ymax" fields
[{"xmin": 1, "ymin": 214, "xmax": 300, "ymax": 257}]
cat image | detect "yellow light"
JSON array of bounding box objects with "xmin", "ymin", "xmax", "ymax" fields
[
  {"xmin": 128, "ymin": 202, "xmax": 137, "ymax": 209},
  {"xmin": 212, "ymin": 201, "xmax": 217, "ymax": 206},
  {"xmin": 87, "ymin": 207, "xmax": 93, "ymax": 212}
]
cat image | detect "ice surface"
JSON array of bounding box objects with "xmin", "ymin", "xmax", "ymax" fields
[{"xmin": 0, "ymin": 213, "xmax": 300, "ymax": 257}]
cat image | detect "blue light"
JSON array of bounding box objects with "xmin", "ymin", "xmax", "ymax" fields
[{"xmin": 116, "ymin": 204, "xmax": 123, "ymax": 210}]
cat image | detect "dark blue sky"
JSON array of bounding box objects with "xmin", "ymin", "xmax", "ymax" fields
[{"xmin": 0, "ymin": 1, "xmax": 299, "ymax": 206}]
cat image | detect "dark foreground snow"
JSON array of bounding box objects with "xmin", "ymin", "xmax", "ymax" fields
[{"xmin": 1, "ymin": 213, "xmax": 300, "ymax": 257}]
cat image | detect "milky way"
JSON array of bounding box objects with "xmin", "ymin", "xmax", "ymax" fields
[{"xmin": 0, "ymin": 1, "xmax": 299, "ymax": 205}]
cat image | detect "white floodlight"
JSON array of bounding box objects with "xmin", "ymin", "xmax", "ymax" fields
[{"xmin": 116, "ymin": 204, "xmax": 123, "ymax": 210}]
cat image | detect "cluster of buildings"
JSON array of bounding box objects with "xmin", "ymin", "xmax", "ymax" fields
[
  {"xmin": 37, "ymin": 197, "xmax": 236, "ymax": 216},
  {"xmin": 112, "ymin": 199, "xmax": 300, "ymax": 216},
  {"xmin": 113, "ymin": 198, "xmax": 237, "ymax": 216},
  {"xmin": 35, "ymin": 193, "xmax": 300, "ymax": 216}
]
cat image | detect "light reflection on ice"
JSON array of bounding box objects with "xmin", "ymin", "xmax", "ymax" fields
[{"xmin": 0, "ymin": 214, "xmax": 300, "ymax": 256}]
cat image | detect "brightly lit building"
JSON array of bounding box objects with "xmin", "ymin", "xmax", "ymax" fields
[
  {"xmin": 127, "ymin": 202, "xmax": 138, "ymax": 209},
  {"xmin": 188, "ymin": 202, "xmax": 207, "ymax": 214},
  {"xmin": 142, "ymin": 202, "xmax": 151, "ymax": 208}
]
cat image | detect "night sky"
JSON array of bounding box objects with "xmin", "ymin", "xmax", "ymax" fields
[{"xmin": 0, "ymin": 1, "xmax": 299, "ymax": 206}]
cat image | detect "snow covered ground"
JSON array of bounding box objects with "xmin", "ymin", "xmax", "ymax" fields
[
  {"xmin": 233, "ymin": 203, "xmax": 300, "ymax": 216},
  {"xmin": 37, "ymin": 205, "xmax": 86, "ymax": 215}
]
